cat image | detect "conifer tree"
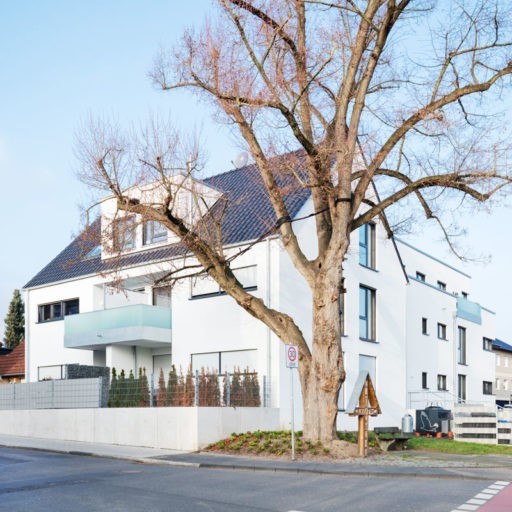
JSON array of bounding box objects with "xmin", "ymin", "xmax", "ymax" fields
[
  {"xmin": 118, "ymin": 369, "xmax": 126, "ymax": 407},
  {"xmin": 3, "ymin": 289, "xmax": 24, "ymax": 348},
  {"xmin": 183, "ymin": 365, "xmax": 194, "ymax": 406},
  {"xmin": 108, "ymin": 367, "xmax": 119, "ymax": 408},
  {"xmin": 156, "ymin": 368, "xmax": 166, "ymax": 407},
  {"xmin": 166, "ymin": 365, "xmax": 179, "ymax": 406},
  {"xmin": 139, "ymin": 368, "xmax": 150, "ymax": 407}
]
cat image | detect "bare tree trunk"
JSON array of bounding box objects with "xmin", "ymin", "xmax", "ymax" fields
[{"xmin": 300, "ymin": 246, "xmax": 346, "ymax": 443}]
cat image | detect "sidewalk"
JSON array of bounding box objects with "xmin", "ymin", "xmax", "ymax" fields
[{"xmin": 1, "ymin": 434, "xmax": 512, "ymax": 481}]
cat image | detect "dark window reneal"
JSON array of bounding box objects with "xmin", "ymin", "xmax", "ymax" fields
[
  {"xmin": 38, "ymin": 299, "xmax": 80, "ymax": 323},
  {"xmin": 416, "ymin": 272, "xmax": 426, "ymax": 282},
  {"xmin": 458, "ymin": 326, "xmax": 467, "ymax": 365},
  {"xmin": 437, "ymin": 323, "xmax": 447, "ymax": 340},
  {"xmin": 483, "ymin": 337, "xmax": 493, "ymax": 351},
  {"xmin": 422, "ymin": 317, "xmax": 428, "ymax": 335},
  {"xmin": 113, "ymin": 217, "xmax": 136, "ymax": 252},
  {"xmin": 359, "ymin": 223, "xmax": 376, "ymax": 269},
  {"xmin": 359, "ymin": 285, "xmax": 376, "ymax": 341},
  {"xmin": 143, "ymin": 220, "xmax": 168, "ymax": 246},
  {"xmin": 422, "ymin": 372, "xmax": 428, "ymax": 389},
  {"xmin": 437, "ymin": 374, "xmax": 447, "ymax": 391},
  {"xmin": 437, "ymin": 281, "xmax": 446, "ymax": 291},
  {"xmin": 483, "ymin": 381, "xmax": 493, "ymax": 395}
]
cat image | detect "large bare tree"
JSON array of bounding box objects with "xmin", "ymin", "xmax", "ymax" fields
[{"xmin": 78, "ymin": 0, "xmax": 512, "ymax": 443}]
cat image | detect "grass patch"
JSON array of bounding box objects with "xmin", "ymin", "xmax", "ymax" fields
[{"xmin": 406, "ymin": 437, "xmax": 512, "ymax": 455}]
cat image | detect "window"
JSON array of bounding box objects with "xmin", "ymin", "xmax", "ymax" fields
[
  {"xmin": 113, "ymin": 217, "xmax": 136, "ymax": 252},
  {"xmin": 191, "ymin": 349, "xmax": 258, "ymax": 373},
  {"xmin": 421, "ymin": 372, "xmax": 428, "ymax": 389},
  {"xmin": 437, "ymin": 281, "xmax": 446, "ymax": 291},
  {"xmin": 143, "ymin": 220, "xmax": 167, "ymax": 245},
  {"xmin": 506, "ymin": 358, "xmax": 510, "ymax": 368},
  {"xmin": 437, "ymin": 323, "xmax": 447, "ymax": 340},
  {"xmin": 416, "ymin": 272, "xmax": 426, "ymax": 282},
  {"xmin": 190, "ymin": 266, "xmax": 257, "ymax": 298},
  {"xmin": 38, "ymin": 298, "xmax": 80, "ymax": 323},
  {"xmin": 437, "ymin": 374, "xmax": 447, "ymax": 391},
  {"xmin": 85, "ymin": 245, "xmax": 101, "ymax": 258},
  {"xmin": 457, "ymin": 326, "xmax": 467, "ymax": 365},
  {"xmin": 359, "ymin": 223, "xmax": 376, "ymax": 269},
  {"xmin": 339, "ymin": 287, "xmax": 345, "ymax": 336},
  {"xmin": 457, "ymin": 374, "xmax": 466, "ymax": 402},
  {"xmin": 359, "ymin": 286, "xmax": 376, "ymax": 341},
  {"xmin": 505, "ymin": 380, "xmax": 509, "ymax": 391},
  {"xmin": 422, "ymin": 317, "xmax": 428, "ymax": 335},
  {"xmin": 461, "ymin": 291, "xmax": 468, "ymax": 299},
  {"xmin": 497, "ymin": 355, "xmax": 501, "ymax": 366},
  {"xmin": 483, "ymin": 337, "xmax": 493, "ymax": 351},
  {"xmin": 496, "ymin": 379, "xmax": 501, "ymax": 391},
  {"xmin": 483, "ymin": 381, "xmax": 493, "ymax": 395}
]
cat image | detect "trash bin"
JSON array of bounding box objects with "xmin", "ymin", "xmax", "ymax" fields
[{"xmin": 402, "ymin": 413, "xmax": 413, "ymax": 434}]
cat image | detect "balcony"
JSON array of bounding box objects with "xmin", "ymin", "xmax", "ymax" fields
[
  {"xmin": 456, "ymin": 297, "xmax": 482, "ymax": 325},
  {"xmin": 64, "ymin": 304, "xmax": 172, "ymax": 350}
]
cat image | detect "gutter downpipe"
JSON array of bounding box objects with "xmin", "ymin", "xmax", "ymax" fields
[
  {"xmin": 25, "ymin": 291, "xmax": 30, "ymax": 382},
  {"xmin": 453, "ymin": 309, "xmax": 458, "ymax": 405}
]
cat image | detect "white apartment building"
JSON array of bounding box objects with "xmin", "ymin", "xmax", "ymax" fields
[{"xmin": 23, "ymin": 162, "xmax": 497, "ymax": 430}]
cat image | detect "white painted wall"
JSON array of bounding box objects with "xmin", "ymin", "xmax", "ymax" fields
[{"xmin": 0, "ymin": 407, "xmax": 280, "ymax": 451}]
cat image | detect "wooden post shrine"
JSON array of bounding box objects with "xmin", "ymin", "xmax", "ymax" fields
[{"xmin": 346, "ymin": 371, "xmax": 381, "ymax": 457}]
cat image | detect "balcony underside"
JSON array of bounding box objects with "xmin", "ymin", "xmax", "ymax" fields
[{"xmin": 64, "ymin": 304, "xmax": 172, "ymax": 350}]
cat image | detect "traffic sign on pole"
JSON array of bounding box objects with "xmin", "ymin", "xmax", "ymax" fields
[{"xmin": 286, "ymin": 344, "xmax": 299, "ymax": 368}]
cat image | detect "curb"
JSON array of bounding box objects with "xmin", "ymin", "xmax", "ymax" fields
[
  {"xmin": 194, "ymin": 461, "xmax": 496, "ymax": 481},
  {"xmin": 0, "ymin": 442, "xmax": 505, "ymax": 480}
]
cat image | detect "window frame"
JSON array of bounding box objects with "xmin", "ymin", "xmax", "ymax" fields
[
  {"xmin": 437, "ymin": 322, "xmax": 447, "ymax": 340},
  {"xmin": 457, "ymin": 374, "xmax": 467, "ymax": 403},
  {"xmin": 437, "ymin": 374, "xmax": 447, "ymax": 391},
  {"xmin": 421, "ymin": 371, "xmax": 428, "ymax": 390},
  {"xmin": 190, "ymin": 266, "xmax": 258, "ymax": 299},
  {"xmin": 437, "ymin": 280, "xmax": 446, "ymax": 291},
  {"xmin": 359, "ymin": 223, "xmax": 376, "ymax": 269},
  {"xmin": 359, "ymin": 285, "xmax": 376, "ymax": 342},
  {"xmin": 482, "ymin": 337, "xmax": 493, "ymax": 352},
  {"xmin": 416, "ymin": 272, "xmax": 426, "ymax": 282},
  {"xmin": 483, "ymin": 381, "xmax": 493, "ymax": 395},
  {"xmin": 143, "ymin": 220, "xmax": 168, "ymax": 246},
  {"xmin": 38, "ymin": 298, "xmax": 80, "ymax": 323},
  {"xmin": 422, "ymin": 317, "xmax": 428, "ymax": 335},
  {"xmin": 112, "ymin": 216, "xmax": 136, "ymax": 252},
  {"xmin": 457, "ymin": 326, "xmax": 467, "ymax": 365}
]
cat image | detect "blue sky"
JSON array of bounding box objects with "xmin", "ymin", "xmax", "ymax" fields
[{"xmin": 0, "ymin": 1, "xmax": 510, "ymax": 340}]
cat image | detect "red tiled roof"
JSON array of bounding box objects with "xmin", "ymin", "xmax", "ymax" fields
[{"xmin": 0, "ymin": 341, "xmax": 25, "ymax": 377}]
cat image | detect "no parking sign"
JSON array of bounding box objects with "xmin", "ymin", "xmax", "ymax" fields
[{"xmin": 286, "ymin": 344, "xmax": 299, "ymax": 368}]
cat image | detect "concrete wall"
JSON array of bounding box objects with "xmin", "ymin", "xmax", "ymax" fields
[{"xmin": 0, "ymin": 407, "xmax": 280, "ymax": 451}]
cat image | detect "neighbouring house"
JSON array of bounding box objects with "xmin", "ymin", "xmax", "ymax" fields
[
  {"xmin": 23, "ymin": 160, "xmax": 497, "ymax": 429},
  {"xmin": 493, "ymin": 338, "xmax": 512, "ymax": 407},
  {"xmin": 0, "ymin": 341, "xmax": 25, "ymax": 384}
]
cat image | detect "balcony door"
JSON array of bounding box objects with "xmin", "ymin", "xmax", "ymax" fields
[{"xmin": 153, "ymin": 286, "xmax": 172, "ymax": 308}]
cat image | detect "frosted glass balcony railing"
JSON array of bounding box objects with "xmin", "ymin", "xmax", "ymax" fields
[
  {"xmin": 64, "ymin": 304, "xmax": 172, "ymax": 349},
  {"xmin": 456, "ymin": 297, "xmax": 482, "ymax": 325}
]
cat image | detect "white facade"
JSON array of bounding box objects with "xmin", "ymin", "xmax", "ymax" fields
[{"xmin": 24, "ymin": 180, "xmax": 497, "ymax": 431}]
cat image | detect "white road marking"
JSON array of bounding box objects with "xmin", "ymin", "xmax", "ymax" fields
[{"xmin": 452, "ymin": 480, "xmax": 511, "ymax": 511}]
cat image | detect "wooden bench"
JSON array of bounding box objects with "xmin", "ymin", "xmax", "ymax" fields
[{"xmin": 374, "ymin": 427, "xmax": 412, "ymax": 451}]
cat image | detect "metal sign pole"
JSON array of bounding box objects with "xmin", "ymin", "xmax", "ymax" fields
[
  {"xmin": 285, "ymin": 344, "xmax": 299, "ymax": 462},
  {"xmin": 291, "ymin": 367, "xmax": 295, "ymax": 461}
]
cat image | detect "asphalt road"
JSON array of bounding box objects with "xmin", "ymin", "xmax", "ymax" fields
[{"xmin": 0, "ymin": 447, "xmax": 504, "ymax": 511}]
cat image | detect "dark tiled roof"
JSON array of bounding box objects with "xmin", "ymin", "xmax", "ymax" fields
[
  {"xmin": 494, "ymin": 338, "xmax": 512, "ymax": 353},
  {"xmin": 0, "ymin": 341, "xmax": 25, "ymax": 377},
  {"xmin": 24, "ymin": 158, "xmax": 310, "ymax": 289}
]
